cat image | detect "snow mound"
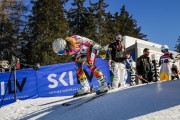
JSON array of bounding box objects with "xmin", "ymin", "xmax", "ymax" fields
[{"xmin": 0, "ymin": 80, "xmax": 180, "ymax": 120}]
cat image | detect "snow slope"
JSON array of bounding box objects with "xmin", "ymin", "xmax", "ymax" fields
[{"xmin": 0, "ymin": 80, "xmax": 180, "ymax": 120}]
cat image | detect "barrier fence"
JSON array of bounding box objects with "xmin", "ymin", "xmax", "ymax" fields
[{"xmin": 0, "ymin": 58, "xmax": 110, "ymax": 106}]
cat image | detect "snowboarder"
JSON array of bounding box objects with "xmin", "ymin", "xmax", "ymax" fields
[
  {"xmin": 159, "ymin": 45, "xmax": 174, "ymax": 81},
  {"xmin": 52, "ymin": 35, "xmax": 109, "ymax": 96}
]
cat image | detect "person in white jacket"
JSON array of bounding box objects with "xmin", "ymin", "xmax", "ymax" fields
[{"xmin": 159, "ymin": 45, "xmax": 174, "ymax": 81}]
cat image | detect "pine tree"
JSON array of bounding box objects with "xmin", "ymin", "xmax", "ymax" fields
[
  {"xmin": 117, "ymin": 5, "xmax": 147, "ymax": 39},
  {"xmin": 0, "ymin": 0, "xmax": 26, "ymax": 58},
  {"xmin": 67, "ymin": 0, "xmax": 88, "ymax": 35},
  {"xmin": 89, "ymin": 0, "xmax": 109, "ymax": 45},
  {"xmin": 103, "ymin": 12, "xmax": 115, "ymax": 43},
  {"xmin": 80, "ymin": 6, "xmax": 97, "ymax": 40},
  {"xmin": 175, "ymin": 36, "xmax": 180, "ymax": 53},
  {"xmin": 110, "ymin": 12, "xmax": 120, "ymax": 34},
  {"xmin": 28, "ymin": 0, "xmax": 69, "ymax": 65}
]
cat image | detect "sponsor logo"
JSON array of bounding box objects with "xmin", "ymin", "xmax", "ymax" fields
[
  {"xmin": 47, "ymin": 71, "xmax": 74, "ymax": 88},
  {"xmin": 47, "ymin": 69, "xmax": 94, "ymax": 88},
  {"xmin": 0, "ymin": 78, "xmax": 27, "ymax": 96}
]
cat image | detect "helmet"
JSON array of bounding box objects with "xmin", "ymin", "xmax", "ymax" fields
[
  {"xmin": 52, "ymin": 38, "xmax": 67, "ymax": 55},
  {"xmin": 115, "ymin": 34, "xmax": 123, "ymax": 41},
  {"xmin": 161, "ymin": 45, "xmax": 169, "ymax": 50},
  {"xmin": 161, "ymin": 45, "xmax": 169, "ymax": 53}
]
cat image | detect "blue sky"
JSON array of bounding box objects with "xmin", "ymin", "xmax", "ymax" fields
[
  {"xmin": 66, "ymin": 0, "xmax": 180, "ymax": 51},
  {"xmin": 103, "ymin": 0, "xmax": 180, "ymax": 51},
  {"xmin": 25, "ymin": 0, "xmax": 180, "ymax": 51}
]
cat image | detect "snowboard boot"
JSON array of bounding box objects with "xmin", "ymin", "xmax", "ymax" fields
[
  {"xmin": 96, "ymin": 76, "xmax": 109, "ymax": 95},
  {"xmin": 74, "ymin": 79, "xmax": 91, "ymax": 97}
]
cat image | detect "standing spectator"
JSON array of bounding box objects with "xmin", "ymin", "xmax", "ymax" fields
[
  {"xmin": 125, "ymin": 54, "xmax": 136, "ymax": 86},
  {"xmin": 159, "ymin": 45, "xmax": 174, "ymax": 81},
  {"xmin": 171, "ymin": 63, "xmax": 179, "ymax": 80},
  {"xmin": 136, "ymin": 48, "xmax": 153, "ymax": 83},
  {"xmin": 107, "ymin": 34, "xmax": 130, "ymax": 88}
]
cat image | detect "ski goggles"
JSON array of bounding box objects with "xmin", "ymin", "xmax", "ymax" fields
[
  {"xmin": 115, "ymin": 35, "xmax": 122, "ymax": 41},
  {"xmin": 58, "ymin": 50, "xmax": 65, "ymax": 55},
  {"xmin": 161, "ymin": 49, "xmax": 168, "ymax": 53}
]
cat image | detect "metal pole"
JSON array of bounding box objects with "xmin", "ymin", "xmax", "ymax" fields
[{"xmin": 13, "ymin": 67, "xmax": 17, "ymax": 102}]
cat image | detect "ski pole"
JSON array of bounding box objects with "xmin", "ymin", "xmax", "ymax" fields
[
  {"xmin": 124, "ymin": 67, "xmax": 149, "ymax": 83},
  {"xmin": 110, "ymin": 60, "xmax": 150, "ymax": 84},
  {"xmin": 134, "ymin": 74, "xmax": 149, "ymax": 83}
]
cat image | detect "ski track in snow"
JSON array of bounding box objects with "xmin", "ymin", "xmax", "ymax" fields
[{"xmin": 0, "ymin": 80, "xmax": 180, "ymax": 120}]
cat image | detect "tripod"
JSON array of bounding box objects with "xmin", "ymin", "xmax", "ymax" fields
[{"xmin": 0, "ymin": 66, "xmax": 17, "ymax": 108}]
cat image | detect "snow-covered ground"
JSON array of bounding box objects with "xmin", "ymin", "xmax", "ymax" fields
[{"xmin": 0, "ymin": 80, "xmax": 180, "ymax": 120}]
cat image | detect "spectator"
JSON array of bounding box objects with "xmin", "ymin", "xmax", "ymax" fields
[
  {"xmin": 159, "ymin": 45, "xmax": 174, "ymax": 81},
  {"xmin": 171, "ymin": 63, "xmax": 179, "ymax": 80},
  {"xmin": 136, "ymin": 48, "xmax": 153, "ymax": 83},
  {"xmin": 125, "ymin": 54, "xmax": 136, "ymax": 86},
  {"xmin": 107, "ymin": 34, "xmax": 130, "ymax": 88}
]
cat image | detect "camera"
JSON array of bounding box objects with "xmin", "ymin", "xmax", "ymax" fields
[
  {"xmin": 0, "ymin": 50, "xmax": 11, "ymax": 72},
  {"xmin": 0, "ymin": 60, "xmax": 10, "ymax": 69},
  {"xmin": 1, "ymin": 50, "xmax": 20, "ymax": 69}
]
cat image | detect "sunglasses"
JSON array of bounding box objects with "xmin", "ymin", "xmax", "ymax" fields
[{"xmin": 161, "ymin": 49, "xmax": 168, "ymax": 53}]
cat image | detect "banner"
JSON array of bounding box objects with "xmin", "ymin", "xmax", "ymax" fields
[
  {"xmin": 0, "ymin": 58, "xmax": 110, "ymax": 106},
  {"xmin": 0, "ymin": 68, "xmax": 38, "ymax": 106},
  {"xmin": 38, "ymin": 58, "xmax": 110, "ymax": 97}
]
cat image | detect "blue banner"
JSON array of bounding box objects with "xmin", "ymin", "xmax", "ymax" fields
[
  {"xmin": 0, "ymin": 58, "xmax": 110, "ymax": 106},
  {"xmin": 0, "ymin": 68, "xmax": 38, "ymax": 106}
]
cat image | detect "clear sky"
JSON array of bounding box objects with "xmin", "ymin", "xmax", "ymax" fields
[
  {"xmin": 25, "ymin": 0, "xmax": 180, "ymax": 51},
  {"xmin": 103, "ymin": 0, "xmax": 180, "ymax": 51}
]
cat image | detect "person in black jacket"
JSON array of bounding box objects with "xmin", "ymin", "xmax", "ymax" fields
[
  {"xmin": 136, "ymin": 48, "xmax": 153, "ymax": 83},
  {"xmin": 107, "ymin": 34, "xmax": 130, "ymax": 88}
]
